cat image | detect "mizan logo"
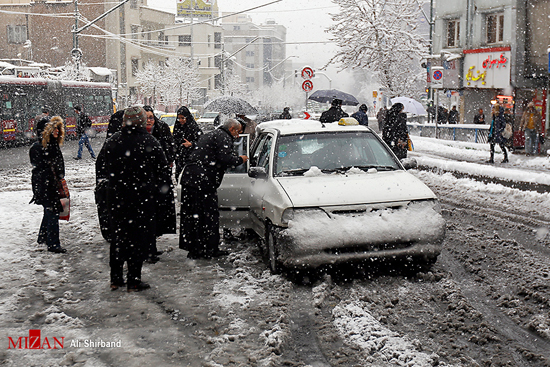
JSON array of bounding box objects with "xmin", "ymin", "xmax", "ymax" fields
[{"xmin": 8, "ymin": 330, "xmax": 64, "ymax": 350}]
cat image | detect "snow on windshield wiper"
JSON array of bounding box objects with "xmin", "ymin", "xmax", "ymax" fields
[
  {"xmin": 280, "ymin": 168, "xmax": 310, "ymax": 176},
  {"xmin": 331, "ymin": 165, "xmax": 398, "ymax": 172}
]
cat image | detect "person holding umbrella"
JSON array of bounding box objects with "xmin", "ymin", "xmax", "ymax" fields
[{"xmin": 320, "ymin": 98, "xmax": 349, "ymax": 123}]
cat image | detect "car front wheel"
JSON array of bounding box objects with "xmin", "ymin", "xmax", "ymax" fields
[{"xmin": 265, "ymin": 222, "xmax": 281, "ymax": 274}]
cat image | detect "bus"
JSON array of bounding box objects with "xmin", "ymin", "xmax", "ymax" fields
[{"xmin": 0, "ymin": 77, "xmax": 113, "ymax": 145}]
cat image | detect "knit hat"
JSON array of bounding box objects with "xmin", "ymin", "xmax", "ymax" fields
[{"xmin": 123, "ymin": 106, "xmax": 147, "ymax": 127}]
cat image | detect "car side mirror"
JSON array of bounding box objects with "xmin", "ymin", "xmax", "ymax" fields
[
  {"xmin": 248, "ymin": 166, "xmax": 267, "ymax": 179},
  {"xmin": 401, "ymin": 158, "xmax": 418, "ymax": 170}
]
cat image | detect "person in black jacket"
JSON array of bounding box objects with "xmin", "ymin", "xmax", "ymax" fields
[
  {"xmin": 173, "ymin": 106, "xmax": 202, "ymax": 180},
  {"xmin": 320, "ymin": 98, "xmax": 349, "ymax": 123},
  {"xmin": 179, "ymin": 119, "xmax": 248, "ymax": 259},
  {"xmin": 279, "ymin": 107, "xmax": 292, "ymax": 119},
  {"xmin": 142, "ymin": 105, "xmax": 176, "ymax": 263},
  {"xmin": 96, "ymin": 106, "xmax": 173, "ymax": 292},
  {"xmin": 383, "ymin": 103, "xmax": 408, "ymax": 159},
  {"xmin": 34, "ymin": 107, "xmax": 50, "ymax": 141},
  {"xmin": 73, "ymin": 106, "xmax": 96, "ymax": 160},
  {"xmin": 106, "ymin": 110, "xmax": 124, "ymax": 139},
  {"xmin": 351, "ymin": 104, "xmax": 369, "ymax": 126},
  {"xmin": 30, "ymin": 116, "xmax": 67, "ymax": 253}
]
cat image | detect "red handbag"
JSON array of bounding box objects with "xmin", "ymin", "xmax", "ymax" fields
[{"xmin": 58, "ymin": 178, "xmax": 70, "ymax": 221}]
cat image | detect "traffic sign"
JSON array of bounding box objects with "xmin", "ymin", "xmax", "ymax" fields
[
  {"xmin": 303, "ymin": 111, "xmax": 311, "ymax": 119},
  {"xmin": 301, "ymin": 66, "xmax": 314, "ymax": 80},
  {"xmin": 302, "ymin": 80, "xmax": 313, "ymax": 92},
  {"xmin": 433, "ymin": 70, "xmax": 443, "ymax": 81}
]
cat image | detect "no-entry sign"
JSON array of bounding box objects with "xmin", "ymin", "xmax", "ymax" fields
[{"xmin": 302, "ymin": 80, "xmax": 313, "ymax": 92}]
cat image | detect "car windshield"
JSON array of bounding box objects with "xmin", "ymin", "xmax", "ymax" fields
[
  {"xmin": 274, "ymin": 131, "xmax": 401, "ymax": 176},
  {"xmin": 160, "ymin": 115, "xmax": 176, "ymax": 126}
]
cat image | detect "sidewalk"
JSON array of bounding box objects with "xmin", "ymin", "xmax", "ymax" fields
[{"xmin": 409, "ymin": 136, "xmax": 550, "ymax": 192}]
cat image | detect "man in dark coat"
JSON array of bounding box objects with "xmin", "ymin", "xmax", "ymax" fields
[
  {"xmin": 320, "ymin": 98, "xmax": 349, "ymax": 123},
  {"xmin": 179, "ymin": 119, "xmax": 248, "ymax": 259},
  {"xmin": 73, "ymin": 106, "xmax": 96, "ymax": 160},
  {"xmin": 383, "ymin": 103, "xmax": 408, "ymax": 159},
  {"xmin": 351, "ymin": 104, "xmax": 369, "ymax": 126},
  {"xmin": 448, "ymin": 106, "xmax": 459, "ymax": 124},
  {"xmin": 96, "ymin": 106, "xmax": 173, "ymax": 292},
  {"xmin": 376, "ymin": 106, "xmax": 387, "ymax": 132},
  {"xmin": 173, "ymin": 106, "xmax": 202, "ymax": 180},
  {"xmin": 473, "ymin": 108, "xmax": 485, "ymax": 124},
  {"xmin": 279, "ymin": 107, "xmax": 292, "ymax": 119}
]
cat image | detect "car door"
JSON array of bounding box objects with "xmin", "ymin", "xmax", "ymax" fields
[
  {"xmin": 217, "ymin": 134, "xmax": 252, "ymax": 228},
  {"xmin": 248, "ymin": 133, "xmax": 275, "ymax": 233}
]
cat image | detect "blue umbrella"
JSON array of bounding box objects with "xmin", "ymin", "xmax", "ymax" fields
[{"xmin": 308, "ymin": 89, "xmax": 359, "ymax": 106}]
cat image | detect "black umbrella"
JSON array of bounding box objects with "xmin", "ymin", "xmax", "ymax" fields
[
  {"xmin": 204, "ymin": 96, "xmax": 257, "ymax": 115},
  {"xmin": 308, "ymin": 89, "xmax": 359, "ymax": 106}
]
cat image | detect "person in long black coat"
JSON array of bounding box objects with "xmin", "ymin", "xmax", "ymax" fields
[
  {"xmin": 320, "ymin": 98, "xmax": 349, "ymax": 123},
  {"xmin": 179, "ymin": 119, "xmax": 248, "ymax": 259},
  {"xmin": 106, "ymin": 110, "xmax": 124, "ymax": 139},
  {"xmin": 382, "ymin": 103, "xmax": 408, "ymax": 160},
  {"xmin": 96, "ymin": 106, "xmax": 173, "ymax": 292},
  {"xmin": 488, "ymin": 103, "xmax": 509, "ymax": 164},
  {"xmin": 30, "ymin": 117, "xmax": 67, "ymax": 253},
  {"xmin": 173, "ymin": 106, "xmax": 202, "ymax": 181},
  {"xmin": 143, "ymin": 105, "xmax": 175, "ymax": 165}
]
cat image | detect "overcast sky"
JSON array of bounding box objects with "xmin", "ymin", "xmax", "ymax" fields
[{"xmin": 147, "ymin": 0, "xmax": 356, "ymax": 91}]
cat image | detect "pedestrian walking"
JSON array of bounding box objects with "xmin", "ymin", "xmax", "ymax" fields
[
  {"xmin": 30, "ymin": 116, "xmax": 67, "ymax": 254},
  {"xmin": 178, "ymin": 119, "xmax": 248, "ymax": 259},
  {"xmin": 351, "ymin": 104, "xmax": 369, "ymax": 126},
  {"xmin": 173, "ymin": 106, "xmax": 202, "ymax": 181},
  {"xmin": 320, "ymin": 98, "xmax": 349, "ymax": 123},
  {"xmin": 488, "ymin": 103, "xmax": 509, "ymax": 164},
  {"xmin": 519, "ymin": 102, "xmax": 542, "ymax": 155},
  {"xmin": 96, "ymin": 106, "xmax": 173, "ymax": 292},
  {"xmin": 473, "ymin": 108, "xmax": 485, "ymax": 124},
  {"xmin": 382, "ymin": 103, "xmax": 408, "ymax": 159},
  {"xmin": 73, "ymin": 106, "xmax": 96, "ymax": 160},
  {"xmin": 376, "ymin": 106, "xmax": 388, "ymax": 132},
  {"xmin": 448, "ymin": 106, "xmax": 459, "ymax": 124}
]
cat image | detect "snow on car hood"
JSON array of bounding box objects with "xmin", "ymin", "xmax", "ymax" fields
[{"xmin": 276, "ymin": 170, "xmax": 436, "ymax": 208}]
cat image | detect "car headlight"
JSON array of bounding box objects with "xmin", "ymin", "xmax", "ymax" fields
[{"xmin": 281, "ymin": 208, "xmax": 294, "ymax": 225}]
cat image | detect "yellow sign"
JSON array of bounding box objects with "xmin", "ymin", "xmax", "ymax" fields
[
  {"xmin": 465, "ymin": 65, "xmax": 486, "ymax": 86},
  {"xmin": 372, "ymin": 91, "xmax": 378, "ymax": 98},
  {"xmin": 177, "ymin": 0, "xmax": 218, "ymax": 18}
]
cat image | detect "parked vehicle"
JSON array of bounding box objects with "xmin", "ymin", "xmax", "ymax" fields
[
  {"xmin": 0, "ymin": 77, "xmax": 113, "ymax": 145},
  {"xmin": 178, "ymin": 118, "xmax": 446, "ymax": 274},
  {"xmin": 159, "ymin": 113, "xmax": 177, "ymax": 133}
]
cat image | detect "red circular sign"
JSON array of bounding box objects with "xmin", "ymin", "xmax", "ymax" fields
[
  {"xmin": 302, "ymin": 80, "xmax": 313, "ymax": 92},
  {"xmin": 433, "ymin": 70, "xmax": 443, "ymax": 80},
  {"xmin": 301, "ymin": 67, "xmax": 314, "ymax": 79}
]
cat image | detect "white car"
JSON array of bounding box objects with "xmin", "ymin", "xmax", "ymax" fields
[{"xmin": 190, "ymin": 118, "xmax": 446, "ymax": 273}]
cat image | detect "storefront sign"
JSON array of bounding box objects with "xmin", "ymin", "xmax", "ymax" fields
[{"xmin": 463, "ymin": 47, "xmax": 511, "ymax": 89}]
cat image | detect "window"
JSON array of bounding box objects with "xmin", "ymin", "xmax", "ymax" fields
[
  {"xmin": 208, "ymin": 35, "xmax": 211, "ymax": 47},
  {"xmin": 446, "ymin": 19, "xmax": 460, "ymax": 48},
  {"xmin": 246, "ymin": 63, "xmax": 255, "ymax": 69},
  {"xmin": 130, "ymin": 0, "xmax": 137, "ymax": 9},
  {"xmin": 233, "ymin": 26, "xmax": 241, "ymax": 31},
  {"xmin": 7, "ymin": 25, "xmax": 27, "ymax": 44},
  {"xmin": 246, "ymin": 77, "xmax": 255, "ymax": 82},
  {"xmin": 486, "ymin": 13, "xmax": 504, "ymax": 44},
  {"xmin": 214, "ymin": 32, "xmax": 222, "ymax": 49},
  {"xmin": 131, "ymin": 25, "xmax": 138, "ymax": 41},
  {"xmin": 179, "ymin": 35, "xmax": 191, "ymax": 47},
  {"xmin": 245, "ymin": 51, "xmax": 255, "ymax": 57},
  {"xmin": 158, "ymin": 31, "xmax": 166, "ymax": 45},
  {"xmin": 208, "ymin": 57, "xmax": 211, "ymax": 67},
  {"xmin": 131, "ymin": 58, "xmax": 139, "ymax": 76}
]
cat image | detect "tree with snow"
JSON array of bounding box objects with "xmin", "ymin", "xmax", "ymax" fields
[
  {"xmin": 326, "ymin": 0, "xmax": 428, "ymax": 98},
  {"xmin": 162, "ymin": 57, "xmax": 202, "ymax": 107},
  {"xmin": 135, "ymin": 62, "xmax": 163, "ymax": 107}
]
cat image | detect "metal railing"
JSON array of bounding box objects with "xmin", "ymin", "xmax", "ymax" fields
[{"xmin": 407, "ymin": 122, "xmax": 491, "ymax": 144}]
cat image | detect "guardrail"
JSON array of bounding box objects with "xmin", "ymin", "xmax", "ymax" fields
[{"xmin": 407, "ymin": 122, "xmax": 491, "ymax": 144}]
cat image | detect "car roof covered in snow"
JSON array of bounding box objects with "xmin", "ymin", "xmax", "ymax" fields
[{"xmin": 258, "ymin": 118, "xmax": 371, "ymax": 135}]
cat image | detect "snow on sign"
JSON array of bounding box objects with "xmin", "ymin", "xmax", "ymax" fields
[
  {"xmin": 301, "ymin": 67, "xmax": 314, "ymax": 80},
  {"xmin": 302, "ymin": 80, "xmax": 313, "ymax": 92}
]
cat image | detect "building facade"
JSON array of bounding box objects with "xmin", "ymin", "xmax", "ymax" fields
[
  {"xmin": 430, "ymin": 0, "xmax": 548, "ymax": 149},
  {"xmin": 221, "ymin": 14, "xmax": 287, "ymax": 92}
]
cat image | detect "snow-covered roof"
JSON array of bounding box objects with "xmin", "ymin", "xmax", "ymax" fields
[
  {"xmin": 88, "ymin": 67, "xmax": 112, "ymax": 76},
  {"xmin": 258, "ymin": 118, "xmax": 371, "ymax": 135}
]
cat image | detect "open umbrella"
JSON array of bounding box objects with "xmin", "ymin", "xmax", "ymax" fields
[
  {"xmin": 390, "ymin": 97, "xmax": 427, "ymax": 115},
  {"xmin": 204, "ymin": 96, "xmax": 257, "ymax": 115},
  {"xmin": 308, "ymin": 89, "xmax": 359, "ymax": 106}
]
